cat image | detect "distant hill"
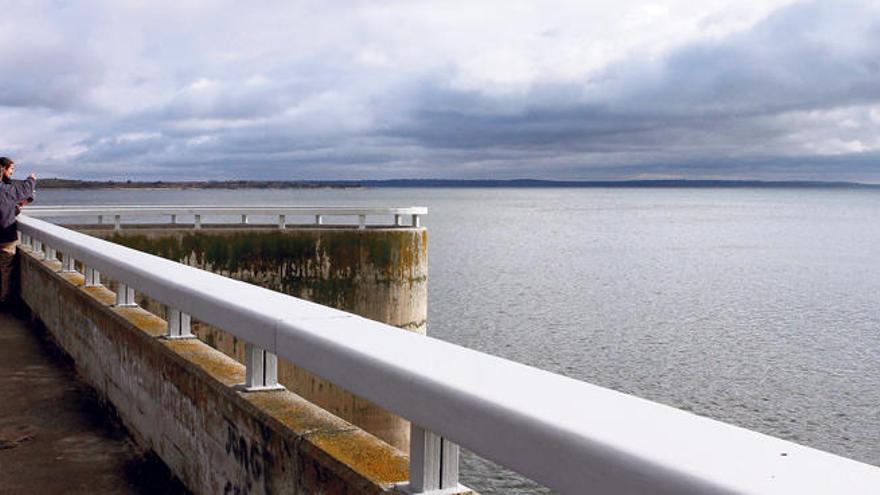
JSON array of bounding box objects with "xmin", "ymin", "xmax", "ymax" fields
[
  {"xmin": 37, "ymin": 178, "xmax": 363, "ymax": 189},
  {"xmin": 356, "ymin": 179, "xmax": 880, "ymax": 189},
  {"xmin": 35, "ymin": 178, "xmax": 880, "ymax": 189}
]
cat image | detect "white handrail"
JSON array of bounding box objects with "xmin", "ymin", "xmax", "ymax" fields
[
  {"xmin": 22, "ymin": 205, "xmax": 427, "ymax": 230},
  {"xmin": 16, "ymin": 214, "xmax": 880, "ymax": 494}
]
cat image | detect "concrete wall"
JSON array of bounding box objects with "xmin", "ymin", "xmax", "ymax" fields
[
  {"xmin": 19, "ymin": 248, "xmax": 412, "ymax": 495},
  {"xmin": 87, "ymin": 226, "xmax": 427, "ymax": 331},
  {"xmin": 80, "ymin": 226, "xmax": 427, "ymax": 452}
]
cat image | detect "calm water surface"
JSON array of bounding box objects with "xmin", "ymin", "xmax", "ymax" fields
[{"xmin": 37, "ymin": 188, "xmax": 880, "ymax": 493}]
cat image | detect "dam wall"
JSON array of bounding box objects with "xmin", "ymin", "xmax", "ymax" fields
[
  {"xmin": 18, "ymin": 245, "xmax": 411, "ymax": 494},
  {"xmin": 79, "ymin": 225, "xmax": 427, "ymax": 452}
]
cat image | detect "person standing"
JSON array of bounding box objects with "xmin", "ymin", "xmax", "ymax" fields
[{"xmin": 0, "ymin": 157, "xmax": 37, "ymax": 305}]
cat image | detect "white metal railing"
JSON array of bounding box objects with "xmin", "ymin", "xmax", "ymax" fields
[
  {"xmin": 17, "ymin": 215, "xmax": 880, "ymax": 494},
  {"xmin": 22, "ymin": 205, "xmax": 427, "ymax": 230}
]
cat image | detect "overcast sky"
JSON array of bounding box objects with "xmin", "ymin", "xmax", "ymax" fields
[{"xmin": 1, "ymin": 0, "xmax": 879, "ymax": 181}]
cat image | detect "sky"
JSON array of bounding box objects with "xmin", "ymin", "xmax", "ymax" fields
[{"xmin": 1, "ymin": 0, "xmax": 879, "ymax": 182}]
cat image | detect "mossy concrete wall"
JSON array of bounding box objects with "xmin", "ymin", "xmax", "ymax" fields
[
  {"xmin": 88, "ymin": 226, "xmax": 427, "ymax": 332},
  {"xmin": 80, "ymin": 225, "xmax": 426, "ymax": 452},
  {"xmin": 18, "ymin": 246, "xmax": 412, "ymax": 495}
]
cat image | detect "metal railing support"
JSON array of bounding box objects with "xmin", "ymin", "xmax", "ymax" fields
[
  {"xmin": 61, "ymin": 253, "xmax": 76, "ymax": 272},
  {"xmin": 194, "ymin": 214, "xmax": 202, "ymax": 229},
  {"xmin": 115, "ymin": 282, "xmax": 137, "ymax": 307},
  {"xmin": 114, "ymin": 215, "xmax": 121, "ymax": 231},
  {"xmin": 84, "ymin": 266, "xmax": 101, "ymax": 286},
  {"xmin": 171, "ymin": 214, "xmax": 177, "ymax": 224},
  {"xmin": 241, "ymin": 214, "xmax": 248, "ymax": 224},
  {"xmin": 315, "ymin": 214, "xmax": 323, "ymax": 225},
  {"xmin": 395, "ymin": 214, "xmax": 403, "ymax": 227},
  {"xmin": 166, "ymin": 307, "xmax": 193, "ymax": 339},
  {"xmin": 98, "ymin": 215, "xmax": 104, "ymax": 224},
  {"xmin": 358, "ymin": 214, "xmax": 366, "ymax": 230},
  {"xmin": 409, "ymin": 423, "xmax": 461, "ymax": 493},
  {"xmin": 278, "ymin": 214, "xmax": 286, "ymax": 229},
  {"xmin": 412, "ymin": 214, "xmax": 421, "ymax": 228},
  {"xmin": 244, "ymin": 343, "xmax": 283, "ymax": 391},
  {"xmin": 32, "ymin": 239, "xmax": 44, "ymax": 259}
]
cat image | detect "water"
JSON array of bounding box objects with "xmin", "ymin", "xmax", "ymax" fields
[{"xmin": 35, "ymin": 187, "xmax": 880, "ymax": 493}]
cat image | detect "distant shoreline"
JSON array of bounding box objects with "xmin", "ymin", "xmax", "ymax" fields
[
  {"xmin": 35, "ymin": 178, "xmax": 880, "ymax": 190},
  {"xmin": 36, "ymin": 179, "xmax": 365, "ymax": 190}
]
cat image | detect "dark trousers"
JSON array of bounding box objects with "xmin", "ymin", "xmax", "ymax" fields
[{"xmin": 0, "ymin": 242, "xmax": 16, "ymax": 302}]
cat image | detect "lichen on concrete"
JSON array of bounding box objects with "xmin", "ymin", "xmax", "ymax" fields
[{"xmin": 95, "ymin": 228, "xmax": 427, "ymax": 326}]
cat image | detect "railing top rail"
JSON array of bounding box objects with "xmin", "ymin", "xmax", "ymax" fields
[
  {"xmin": 22, "ymin": 205, "xmax": 427, "ymax": 217},
  {"xmin": 17, "ymin": 215, "xmax": 880, "ymax": 494}
]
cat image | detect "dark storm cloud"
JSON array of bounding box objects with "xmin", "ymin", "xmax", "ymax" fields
[
  {"xmin": 391, "ymin": 0, "xmax": 880, "ymax": 161},
  {"xmin": 0, "ymin": 42, "xmax": 103, "ymax": 111},
  {"xmin": 616, "ymin": 2, "xmax": 880, "ymax": 115},
  {"xmin": 3, "ymin": 0, "xmax": 880, "ymax": 181}
]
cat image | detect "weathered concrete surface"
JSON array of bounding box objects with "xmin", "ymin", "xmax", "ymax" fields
[
  {"xmin": 85, "ymin": 226, "xmax": 428, "ymax": 332},
  {"xmin": 0, "ymin": 310, "xmax": 185, "ymax": 494},
  {"xmin": 19, "ymin": 248, "xmax": 412, "ymax": 495},
  {"xmin": 80, "ymin": 225, "xmax": 426, "ymax": 452}
]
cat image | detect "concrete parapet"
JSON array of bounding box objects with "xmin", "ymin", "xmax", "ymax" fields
[
  {"xmin": 19, "ymin": 248, "xmax": 412, "ymax": 494},
  {"xmin": 79, "ymin": 225, "xmax": 426, "ymax": 453}
]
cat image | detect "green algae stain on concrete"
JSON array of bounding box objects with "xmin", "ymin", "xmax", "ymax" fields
[{"xmin": 100, "ymin": 228, "xmax": 427, "ymax": 327}]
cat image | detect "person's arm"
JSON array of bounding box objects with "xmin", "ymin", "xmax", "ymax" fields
[{"xmin": 6, "ymin": 175, "xmax": 36, "ymax": 205}]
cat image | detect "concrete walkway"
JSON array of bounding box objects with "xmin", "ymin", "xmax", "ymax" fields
[{"xmin": 0, "ymin": 309, "xmax": 186, "ymax": 494}]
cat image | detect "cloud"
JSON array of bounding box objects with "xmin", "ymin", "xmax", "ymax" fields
[{"xmin": 1, "ymin": 0, "xmax": 879, "ymax": 181}]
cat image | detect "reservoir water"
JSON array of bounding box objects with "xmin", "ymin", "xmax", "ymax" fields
[{"xmin": 35, "ymin": 187, "xmax": 880, "ymax": 493}]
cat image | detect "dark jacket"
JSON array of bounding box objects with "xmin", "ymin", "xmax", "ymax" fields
[{"xmin": 0, "ymin": 176, "xmax": 36, "ymax": 243}]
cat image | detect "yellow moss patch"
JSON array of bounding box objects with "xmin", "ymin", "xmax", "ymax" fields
[
  {"xmin": 113, "ymin": 307, "xmax": 167, "ymax": 337},
  {"xmin": 58, "ymin": 272, "xmax": 84, "ymax": 286},
  {"xmin": 244, "ymin": 391, "xmax": 354, "ymax": 436},
  {"xmin": 305, "ymin": 429, "xmax": 409, "ymax": 485},
  {"xmin": 81, "ymin": 285, "xmax": 116, "ymax": 306},
  {"xmin": 40, "ymin": 259, "xmax": 63, "ymax": 271},
  {"xmin": 165, "ymin": 339, "xmax": 245, "ymax": 386}
]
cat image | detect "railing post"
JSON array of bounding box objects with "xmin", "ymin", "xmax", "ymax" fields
[
  {"xmin": 171, "ymin": 214, "xmax": 177, "ymax": 224},
  {"xmin": 241, "ymin": 214, "xmax": 248, "ymax": 224},
  {"xmin": 166, "ymin": 307, "xmax": 193, "ymax": 339},
  {"xmin": 98, "ymin": 215, "xmax": 104, "ymax": 224},
  {"xmin": 395, "ymin": 214, "xmax": 403, "ymax": 227},
  {"xmin": 409, "ymin": 424, "xmax": 461, "ymax": 493},
  {"xmin": 84, "ymin": 266, "xmax": 101, "ymax": 286},
  {"xmin": 315, "ymin": 214, "xmax": 323, "ymax": 226},
  {"xmin": 412, "ymin": 214, "xmax": 421, "ymax": 228},
  {"xmin": 61, "ymin": 253, "xmax": 76, "ymax": 272},
  {"xmin": 20, "ymin": 233, "xmax": 30, "ymax": 248},
  {"xmin": 194, "ymin": 214, "xmax": 202, "ymax": 229},
  {"xmin": 244, "ymin": 342, "xmax": 283, "ymax": 391},
  {"xmin": 115, "ymin": 283, "xmax": 136, "ymax": 307},
  {"xmin": 114, "ymin": 214, "xmax": 121, "ymax": 231},
  {"xmin": 46, "ymin": 246, "xmax": 57, "ymax": 261},
  {"xmin": 358, "ymin": 214, "xmax": 366, "ymax": 230},
  {"xmin": 32, "ymin": 239, "xmax": 44, "ymax": 259},
  {"xmin": 278, "ymin": 214, "xmax": 286, "ymax": 229}
]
